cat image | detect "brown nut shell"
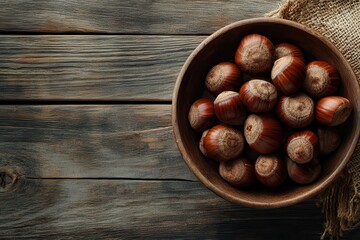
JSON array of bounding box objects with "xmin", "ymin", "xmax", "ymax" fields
[
  {"xmin": 271, "ymin": 56, "xmax": 306, "ymax": 95},
  {"xmin": 235, "ymin": 34, "xmax": 274, "ymax": 75},
  {"xmin": 239, "ymin": 79, "xmax": 277, "ymax": 113},
  {"xmin": 274, "ymin": 43, "xmax": 305, "ymax": 62},
  {"xmin": 286, "ymin": 130, "xmax": 320, "ymax": 164},
  {"xmin": 203, "ymin": 125, "xmax": 245, "ymax": 162},
  {"xmin": 316, "ymin": 96, "xmax": 352, "ymax": 126},
  {"xmin": 317, "ymin": 126, "xmax": 342, "ymax": 155},
  {"xmin": 214, "ymin": 91, "xmax": 246, "ymax": 125},
  {"xmin": 244, "ymin": 114, "xmax": 284, "ymax": 154},
  {"xmin": 199, "ymin": 130, "xmax": 209, "ymax": 157},
  {"xmin": 276, "ymin": 93, "xmax": 314, "ymax": 128},
  {"xmin": 255, "ymin": 154, "xmax": 287, "ymax": 187},
  {"xmin": 205, "ymin": 62, "xmax": 243, "ymax": 95},
  {"xmin": 188, "ymin": 98, "xmax": 216, "ymax": 132},
  {"xmin": 286, "ymin": 157, "xmax": 321, "ymax": 185},
  {"xmin": 304, "ymin": 61, "xmax": 340, "ymax": 98},
  {"xmin": 219, "ymin": 157, "xmax": 255, "ymax": 187}
]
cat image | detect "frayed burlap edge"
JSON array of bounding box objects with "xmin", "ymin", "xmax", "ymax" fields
[
  {"xmin": 265, "ymin": 0, "xmax": 360, "ymax": 239},
  {"xmin": 265, "ymin": 0, "xmax": 308, "ymax": 18},
  {"xmin": 317, "ymin": 170, "xmax": 360, "ymax": 239}
]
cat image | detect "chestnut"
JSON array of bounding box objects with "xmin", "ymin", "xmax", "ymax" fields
[
  {"xmin": 276, "ymin": 93, "xmax": 315, "ymax": 128},
  {"xmin": 316, "ymin": 96, "xmax": 352, "ymax": 126},
  {"xmin": 255, "ymin": 154, "xmax": 287, "ymax": 187},
  {"xmin": 303, "ymin": 61, "xmax": 340, "ymax": 98},
  {"xmin": 286, "ymin": 157, "xmax": 321, "ymax": 185},
  {"xmin": 188, "ymin": 98, "xmax": 216, "ymax": 132},
  {"xmin": 205, "ymin": 62, "xmax": 243, "ymax": 95},
  {"xmin": 274, "ymin": 43, "xmax": 305, "ymax": 62},
  {"xmin": 235, "ymin": 34, "xmax": 275, "ymax": 75},
  {"xmin": 219, "ymin": 157, "xmax": 255, "ymax": 187},
  {"xmin": 199, "ymin": 130, "xmax": 209, "ymax": 157},
  {"xmin": 214, "ymin": 91, "xmax": 246, "ymax": 125},
  {"xmin": 244, "ymin": 114, "xmax": 284, "ymax": 154},
  {"xmin": 239, "ymin": 79, "xmax": 277, "ymax": 112},
  {"xmin": 271, "ymin": 56, "xmax": 306, "ymax": 95},
  {"xmin": 317, "ymin": 126, "xmax": 342, "ymax": 155},
  {"xmin": 202, "ymin": 124, "xmax": 245, "ymax": 162},
  {"xmin": 286, "ymin": 130, "xmax": 320, "ymax": 164}
]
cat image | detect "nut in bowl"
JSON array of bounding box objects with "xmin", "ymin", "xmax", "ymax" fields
[{"xmin": 172, "ymin": 18, "xmax": 360, "ymax": 208}]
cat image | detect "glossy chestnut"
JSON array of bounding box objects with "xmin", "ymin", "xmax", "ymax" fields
[
  {"xmin": 199, "ymin": 129, "xmax": 209, "ymax": 157},
  {"xmin": 235, "ymin": 34, "xmax": 274, "ymax": 75},
  {"xmin": 244, "ymin": 114, "xmax": 284, "ymax": 154},
  {"xmin": 274, "ymin": 43, "xmax": 305, "ymax": 62},
  {"xmin": 239, "ymin": 79, "xmax": 277, "ymax": 112},
  {"xmin": 317, "ymin": 126, "xmax": 342, "ymax": 155},
  {"xmin": 303, "ymin": 61, "xmax": 340, "ymax": 99},
  {"xmin": 214, "ymin": 91, "xmax": 246, "ymax": 125},
  {"xmin": 286, "ymin": 130, "xmax": 320, "ymax": 164},
  {"xmin": 219, "ymin": 157, "xmax": 255, "ymax": 187},
  {"xmin": 316, "ymin": 96, "xmax": 352, "ymax": 126},
  {"xmin": 205, "ymin": 62, "xmax": 243, "ymax": 95},
  {"xmin": 271, "ymin": 56, "xmax": 306, "ymax": 95},
  {"xmin": 255, "ymin": 154, "xmax": 287, "ymax": 187},
  {"xmin": 276, "ymin": 93, "xmax": 315, "ymax": 128},
  {"xmin": 188, "ymin": 98, "xmax": 216, "ymax": 132},
  {"xmin": 286, "ymin": 157, "xmax": 321, "ymax": 185},
  {"xmin": 202, "ymin": 124, "xmax": 245, "ymax": 162}
]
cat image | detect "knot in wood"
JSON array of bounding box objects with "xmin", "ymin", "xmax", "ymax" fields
[{"xmin": 0, "ymin": 167, "xmax": 24, "ymax": 193}]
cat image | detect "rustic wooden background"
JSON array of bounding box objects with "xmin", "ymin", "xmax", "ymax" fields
[{"xmin": 0, "ymin": 0, "xmax": 359, "ymax": 239}]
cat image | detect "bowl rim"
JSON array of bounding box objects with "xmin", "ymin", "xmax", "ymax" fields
[{"xmin": 172, "ymin": 17, "xmax": 360, "ymax": 208}]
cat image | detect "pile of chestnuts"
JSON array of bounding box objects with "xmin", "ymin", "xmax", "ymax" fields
[{"xmin": 188, "ymin": 33, "xmax": 352, "ymax": 189}]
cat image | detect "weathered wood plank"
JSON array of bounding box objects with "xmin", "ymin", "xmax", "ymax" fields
[
  {"xmin": 0, "ymin": 35, "xmax": 204, "ymax": 101},
  {"xmin": 0, "ymin": 105, "xmax": 196, "ymax": 180},
  {"xmin": 0, "ymin": 179, "xmax": 334, "ymax": 239},
  {"xmin": 0, "ymin": 0, "xmax": 278, "ymax": 34}
]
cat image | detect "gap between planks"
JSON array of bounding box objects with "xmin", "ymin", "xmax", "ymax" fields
[
  {"xmin": 0, "ymin": 32, "xmax": 210, "ymax": 36},
  {"xmin": 26, "ymin": 176, "xmax": 197, "ymax": 182},
  {"xmin": 0, "ymin": 100, "xmax": 172, "ymax": 105}
]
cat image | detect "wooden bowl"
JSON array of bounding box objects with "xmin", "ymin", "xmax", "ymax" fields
[{"xmin": 172, "ymin": 18, "xmax": 360, "ymax": 208}]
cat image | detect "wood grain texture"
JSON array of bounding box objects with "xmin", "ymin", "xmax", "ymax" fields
[
  {"xmin": 0, "ymin": 35, "xmax": 205, "ymax": 101},
  {"xmin": 0, "ymin": 105, "xmax": 195, "ymax": 180},
  {"xmin": 1, "ymin": 1, "xmax": 358, "ymax": 238},
  {"xmin": 0, "ymin": 179, "xmax": 331, "ymax": 239},
  {"xmin": 0, "ymin": 0, "xmax": 278, "ymax": 34}
]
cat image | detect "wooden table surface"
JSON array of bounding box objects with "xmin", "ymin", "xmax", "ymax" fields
[{"xmin": 0, "ymin": 1, "xmax": 359, "ymax": 239}]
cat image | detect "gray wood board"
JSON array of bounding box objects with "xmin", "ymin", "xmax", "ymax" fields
[
  {"xmin": 0, "ymin": 179, "xmax": 328, "ymax": 239},
  {"xmin": 0, "ymin": 105, "xmax": 196, "ymax": 180},
  {"xmin": 0, "ymin": 35, "xmax": 205, "ymax": 101},
  {"xmin": 0, "ymin": 0, "xmax": 278, "ymax": 34}
]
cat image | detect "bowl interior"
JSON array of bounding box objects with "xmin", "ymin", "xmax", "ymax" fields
[{"xmin": 172, "ymin": 18, "xmax": 360, "ymax": 208}]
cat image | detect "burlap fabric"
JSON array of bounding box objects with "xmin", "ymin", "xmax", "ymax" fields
[{"xmin": 266, "ymin": 0, "xmax": 360, "ymax": 238}]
